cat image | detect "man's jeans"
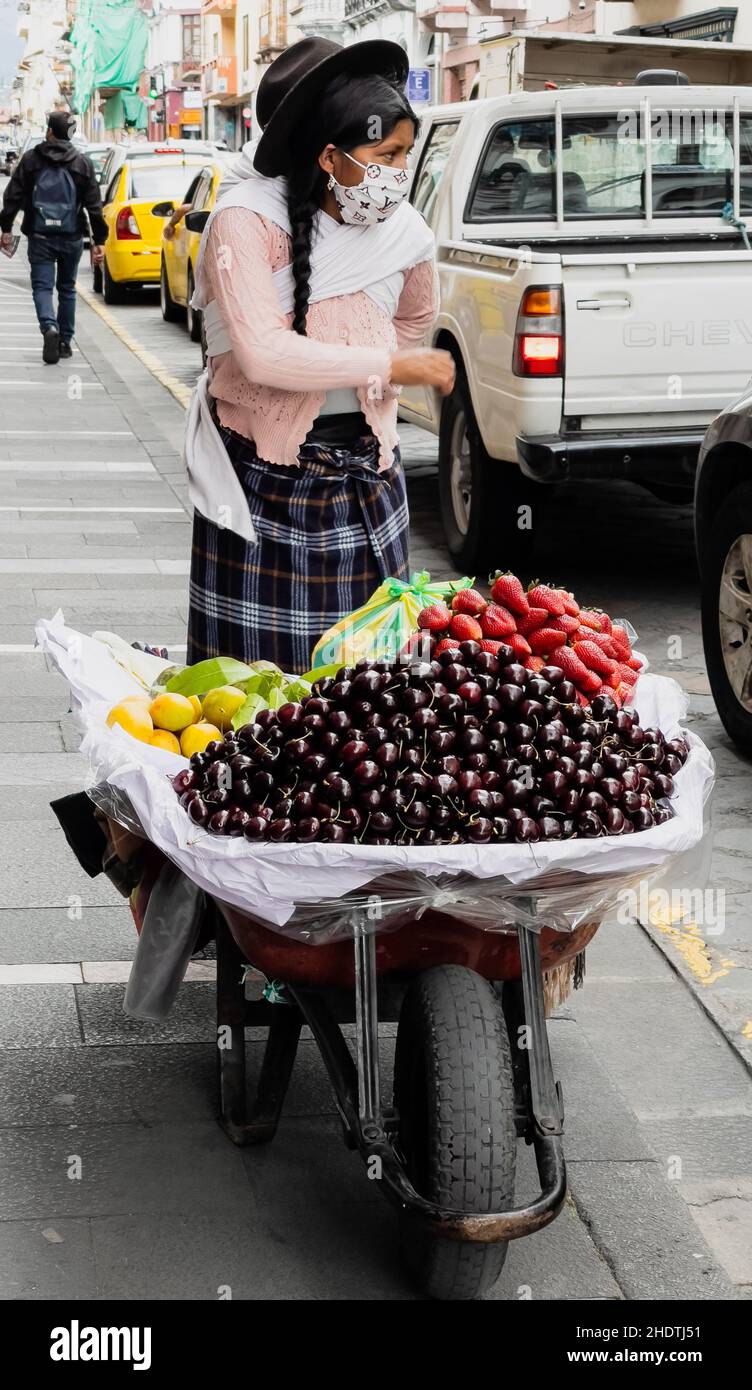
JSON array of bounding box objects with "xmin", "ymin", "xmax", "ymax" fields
[{"xmin": 28, "ymin": 233, "xmax": 84, "ymax": 343}]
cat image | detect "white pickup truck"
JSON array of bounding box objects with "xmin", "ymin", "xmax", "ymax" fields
[{"xmin": 400, "ymin": 81, "xmax": 752, "ymax": 569}]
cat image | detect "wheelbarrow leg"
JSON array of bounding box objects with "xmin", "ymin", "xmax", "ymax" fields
[{"xmin": 214, "ymin": 908, "xmax": 302, "ymax": 1146}]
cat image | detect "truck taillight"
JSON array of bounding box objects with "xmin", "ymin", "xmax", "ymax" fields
[
  {"xmin": 513, "ymin": 285, "xmax": 563, "ymax": 377},
  {"xmin": 115, "ymin": 206, "xmax": 140, "ymax": 240}
]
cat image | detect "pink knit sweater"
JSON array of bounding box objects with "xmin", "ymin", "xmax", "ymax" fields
[{"xmin": 204, "ymin": 207, "xmax": 439, "ymax": 470}]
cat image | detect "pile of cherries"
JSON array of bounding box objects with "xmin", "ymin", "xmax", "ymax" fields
[{"xmin": 171, "ymin": 640, "xmax": 689, "ymax": 845}]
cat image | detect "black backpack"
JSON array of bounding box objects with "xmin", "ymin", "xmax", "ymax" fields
[{"xmin": 32, "ymin": 164, "xmax": 79, "ymax": 234}]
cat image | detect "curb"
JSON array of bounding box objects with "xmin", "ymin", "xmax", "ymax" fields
[{"xmin": 76, "ymin": 281, "xmax": 192, "ymax": 411}]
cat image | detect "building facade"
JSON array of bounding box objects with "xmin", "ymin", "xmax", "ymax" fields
[
  {"xmin": 144, "ymin": 0, "xmax": 203, "ymax": 141},
  {"xmin": 13, "ymin": 0, "xmax": 72, "ymax": 136}
]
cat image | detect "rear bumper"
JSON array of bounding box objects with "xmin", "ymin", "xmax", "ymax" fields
[
  {"xmin": 516, "ymin": 428, "xmax": 704, "ymax": 487},
  {"xmin": 106, "ymin": 248, "xmax": 161, "ymax": 285}
]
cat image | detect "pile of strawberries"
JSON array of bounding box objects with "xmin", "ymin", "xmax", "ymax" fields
[{"xmin": 416, "ymin": 573, "xmax": 642, "ymax": 708}]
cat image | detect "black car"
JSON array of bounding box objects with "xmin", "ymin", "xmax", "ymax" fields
[{"xmin": 696, "ymin": 388, "xmax": 752, "ymax": 751}]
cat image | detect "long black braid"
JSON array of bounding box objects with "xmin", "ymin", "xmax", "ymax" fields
[{"xmin": 284, "ymin": 71, "xmax": 418, "ymax": 337}]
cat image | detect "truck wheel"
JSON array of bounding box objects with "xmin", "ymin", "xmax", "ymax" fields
[
  {"xmin": 102, "ymin": 259, "xmax": 125, "ymax": 305},
  {"xmin": 160, "ymin": 257, "xmax": 182, "ymax": 322},
  {"xmin": 438, "ymin": 370, "xmax": 540, "ymax": 572},
  {"xmin": 394, "ymin": 965, "xmax": 517, "ymax": 1301},
  {"xmin": 701, "ymin": 480, "xmax": 752, "ymax": 752}
]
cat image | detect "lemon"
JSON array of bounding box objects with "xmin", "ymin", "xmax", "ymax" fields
[
  {"xmin": 106, "ymin": 701, "xmax": 153, "ymax": 743},
  {"xmin": 201, "ymin": 685, "xmax": 246, "ymax": 731},
  {"xmin": 149, "ymin": 729, "xmax": 182, "ymax": 755},
  {"xmin": 149, "ymin": 692, "xmax": 196, "ymax": 733},
  {"xmin": 180, "ymin": 721, "xmax": 222, "ymax": 757},
  {"xmin": 188, "ymin": 695, "xmax": 202, "ymax": 723}
]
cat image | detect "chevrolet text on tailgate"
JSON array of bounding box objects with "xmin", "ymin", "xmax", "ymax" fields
[{"xmin": 402, "ymin": 81, "xmax": 752, "ymax": 569}]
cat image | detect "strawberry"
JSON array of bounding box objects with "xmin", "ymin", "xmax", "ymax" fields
[
  {"xmin": 517, "ymin": 605, "xmax": 550, "ymax": 636},
  {"xmin": 508, "ymin": 632, "xmax": 532, "ymax": 659},
  {"xmin": 433, "ymin": 637, "xmax": 461, "ymax": 657},
  {"xmin": 449, "ymin": 613, "xmax": 483, "ymax": 643},
  {"xmin": 600, "ymin": 684, "xmax": 622, "ymax": 708},
  {"xmin": 616, "ymin": 662, "xmax": 638, "ymax": 686},
  {"xmin": 573, "ymin": 640, "xmax": 618, "ymax": 680},
  {"xmin": 596, "ymin": 611, "xmax": 613, "ymax": 634},
  {"xmin": 524, "ymin": 655, "xmax": 546, "ymax": 673},
  {"xmin": 560, "ymin": 592, "xmax": 581, "ymax": 618},
  {"xmin": 551, "ymin": 613, "xmax": 580, "ymax": 638},
  {"xmin": 481, "ymin": 603, "xmax": 516, "ymax": 638},
  {"xmin": 578, "ymin": 610, "xmax": 603, "ymax": 632},
  {"xmin": 611, "ymin": 624, "xmax": 632, "ymax": 656},
  {"xmin": 627, "ymin": 655, "xmax": 642, "ymax": 671},
  {"xmin": 451, "ymin": 587, "xmax": 487, "ymax": 616},
  {"xmin": 586, "ymin": 630, "xmax": 620, "ymax": 659},
  {"xmin": 490, "ymin": 571, "xmax": 530, "ymax": 615},
  {"xmin": 479, "ymin": 639, "xmax": 503, "ymax": 654},
  {"xmin": 550, "ymin": 645, "xmax": 595, "ymax": 688},
  {"xmin": 528, "ymin": 627, "xmax": 565, "ymax": 655},
  {"xmin": 527, "ymin": 583, "xmax": 567, "ymax": 616},
  {"xmin": 576, "ymin": 690, "xmax": 592, "ymax": 707},
  {"xmin": 615, "ymin": 680, "xmax": 635, "ymax": 704},
  {"xmin": 417, "ymin": 602, "xmax": 451, "ymax": 633}
]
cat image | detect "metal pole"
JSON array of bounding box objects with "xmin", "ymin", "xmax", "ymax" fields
[{"xmin": 353, "ymin": 918, "xmax": 381, "ymax": 1134}]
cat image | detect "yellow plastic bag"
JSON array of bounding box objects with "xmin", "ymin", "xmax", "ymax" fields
[{"xmin": 310, "ymin": 571, "xmax": 473, "ymax": 670}]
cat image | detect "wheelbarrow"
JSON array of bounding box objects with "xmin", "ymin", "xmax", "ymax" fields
[{"xmin": 206, "ymin": 887, "xmax": 596, "ymax": 1301}]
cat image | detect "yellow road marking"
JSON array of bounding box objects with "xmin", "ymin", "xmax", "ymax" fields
[
  {"xmin": 77, "ymin": 282, "xmax": 192, "ymax": 410},
  {"xmin": 646, "ymin": 905, "xmax": 736, "ymax": 987},
  {"xmin": 742, "ymin": 1021, "xmax": 752, "ymax": 1041}
]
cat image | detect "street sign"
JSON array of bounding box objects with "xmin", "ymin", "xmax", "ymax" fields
[
  {"xmin": 407, "ymin": 68, "xmax": 431, "ymax": 104},
  {"xmin": 242, "ymin": 106, "xmax": 252, "ymax": 119}
]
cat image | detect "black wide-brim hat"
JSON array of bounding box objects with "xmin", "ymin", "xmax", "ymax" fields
[{"xmin": 254, "ymin": 36, "xmax": 410, "ymax": 178}]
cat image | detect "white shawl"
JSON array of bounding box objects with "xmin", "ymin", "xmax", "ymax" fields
[{"xmin": 184, "ymin": 141, "xmax": 435, "ymax": 544}]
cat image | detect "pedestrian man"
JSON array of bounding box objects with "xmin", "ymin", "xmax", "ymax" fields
[{"xmin": 0, "ymin": 111, "xmax": 107, "ymax": 364}]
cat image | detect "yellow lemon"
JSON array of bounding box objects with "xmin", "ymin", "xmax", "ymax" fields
[
  {"xmin": 106, "ymin": 702, "xmax": 153, "ymax": 743},
  {"xmin": 180, "ymin": 721, "xmax": 222, "ymax": 757},
  {"xmin": 121, "ymin": 692, "xmax": 151, "ymax": 709},
  {"xmin": 149, "ymin": 729, "xmax": 182, "ymax": 755},
  {"xmin": 149, "ymin": 692, "xmax": 196, "ymax": 733},
  {"xmin": 188, "ymin": 695, "xmax": 202, "ymax": 723},
  {"xmin": 201, "ymin": 685, "xmax": 246, "ymax": 731}
]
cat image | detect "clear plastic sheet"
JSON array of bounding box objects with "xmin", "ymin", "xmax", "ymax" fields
[{"xmin": 39, "ymin": 612, "xmax": 715, "ymax": 945}]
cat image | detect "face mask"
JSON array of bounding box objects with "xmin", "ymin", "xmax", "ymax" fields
[{"xmin": 327, "ymin": 151, "xmax": 412, "ymax": 226}]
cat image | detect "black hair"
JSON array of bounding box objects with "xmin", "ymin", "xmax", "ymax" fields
[{"xmin": 286, "ymin": 72, "xmax": 418, "ymax": 335}]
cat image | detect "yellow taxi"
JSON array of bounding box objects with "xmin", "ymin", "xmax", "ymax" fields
[
  {"xmin": 99, "ymin": 143, "xmax": 215, "ymax": 303},
  {"xmin": 159, "ymin": 160, "xmax": 227, "ymax": 342}
]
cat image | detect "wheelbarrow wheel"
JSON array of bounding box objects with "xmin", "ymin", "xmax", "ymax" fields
[{"xmin": 394, "ymin": 965, "xmax": 517, "ymax": 1301}]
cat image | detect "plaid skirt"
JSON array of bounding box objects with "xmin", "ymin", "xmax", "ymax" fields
[{"xmin": 187, "ymin": 426, "xmax": 410, "ymax": 672}]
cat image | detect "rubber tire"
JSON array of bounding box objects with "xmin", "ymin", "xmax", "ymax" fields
[
  {"xmin": 92, "ymin": 261, "xmax": 103, "ymax": 295},
  {"xmin": 438, "ymin": 367, "xmax": 542, "ymax": 573},
  {"xmin": 700, "ymin": 480, "xmax": 752, "ymax": 753},
  {"xmin": 394, "ymin": 965, "xmax": 517, "ymax": 1301},
  {"xmin": 160, "ymin": 256, "xmax": 182, "ymax": 322},
  {"xmin": 186, "ymin": 266, "xmax": 202, "ymax": 342},
  {"xmin": 103, "ymin": 258, "xmax": 126, "ymax": 305}
]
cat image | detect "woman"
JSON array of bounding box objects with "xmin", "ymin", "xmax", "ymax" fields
[{"xmin": 186, "ymin": 36, "xmax": 454, "ymax": 672}]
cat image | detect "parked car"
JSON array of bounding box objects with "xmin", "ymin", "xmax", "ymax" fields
[
  {"xmin": 159, "ymin": 160, "xmax": 228, "ymax": 342},
  {"xmin": 98, "ymin": 143, "xmax": 215, "ymax": 302},
  {"xmin": 696, "ymin": 392, "xmax": 752, "ymax": 751},
  {"xmin": 401, "ymin": 83, "xmax": 752, "ymax": 569}
]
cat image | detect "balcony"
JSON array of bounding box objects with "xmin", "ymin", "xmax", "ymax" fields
[
  {"xmin": 292, "ymin": 0, "xmax": 346, "ymax": 38},
  {"xmin": 202, "ymin": 0, "xmax": 236, "ymax": 12},
  {"xmin": 344, "ymin": 0, "xmax": 414, "ymax": 25},
  {"xmin": 202, "ymin": 55, "xmax": 238, "ymax": 99},
  {"xmin": 258, "ymin": 11, "xmax": 287, "ymax": 57},
  {"xmin": 415, "ymin": 0, "xmax": 469, "ymax": 31}
]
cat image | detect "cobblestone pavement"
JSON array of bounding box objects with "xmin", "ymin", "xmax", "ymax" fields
[{"xmin": 0, "ymin": 239, "xmax": 749, "ymax": 1301}]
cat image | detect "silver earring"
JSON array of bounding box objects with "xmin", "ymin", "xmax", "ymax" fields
[{"xmin": 327, "ymin": 174, "xmax": 335, "ymax": 190}]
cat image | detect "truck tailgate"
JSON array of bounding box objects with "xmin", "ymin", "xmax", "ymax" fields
[{"xmin": 562, "ymin": 250, "xmax": 752, "ymax": 428}]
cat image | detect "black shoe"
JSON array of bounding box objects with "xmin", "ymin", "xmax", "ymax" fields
[
  {"xmin": 59, "ymin": 341, "xmax": 73, "ymax": 359},
  {"xmin": 42, "ymin": 327, "xmax": 60, "ymax": 364}
]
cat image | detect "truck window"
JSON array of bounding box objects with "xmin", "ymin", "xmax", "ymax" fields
[
  {"xmin": 649, "ymin": 111, "xmax": 752, "ymax": 216},
  {"xmin": 467, "ymin": 120, "xmax": 557, "ymax": 221},
  {"xmin": 412, "ymin": 121, "xmax": 460, "ymax": 223},
  {"xmin": 561, "ymin": 114, "xmax": 644, "ymax": 219}
]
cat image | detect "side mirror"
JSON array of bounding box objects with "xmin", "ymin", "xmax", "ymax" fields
[
  {"xmin": 184, "ymin": 209, "xmax": 210, "ymax": 233},
  {"xmin": 151, "ymin": 201, "xmax": 175, "ymax": 217}
]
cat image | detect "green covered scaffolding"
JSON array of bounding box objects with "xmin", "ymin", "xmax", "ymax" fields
[{"xmin": 70, "ymin": 0, "xmax": 148, "ymax": 129}]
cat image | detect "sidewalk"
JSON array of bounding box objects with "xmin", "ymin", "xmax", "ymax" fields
[{"xmin": 0, "ymin": 249, "xmax": 750, "ymax": 1300}]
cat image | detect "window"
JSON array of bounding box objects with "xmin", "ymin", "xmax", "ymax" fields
[
  {"xmin": 191, "ymin": 171, "xmax": 213, "ymax": 210},
  {"xmin": 467, "ymin": 111, "xmax": 752, "ymax": 223},
  {"xmin": 412, "ymin": 120, "xmax": 460, "ymax": 224},
  {"xmin": 182, "ymin": 13, "xmax": 201, "ymax": 62},
  {"xmin": 128, "ymin": 162, "xmax": 205, "ymax": 202},
  {"xmin": 104, "ymin": 169, "xmax": 123, "ymax": 207}
]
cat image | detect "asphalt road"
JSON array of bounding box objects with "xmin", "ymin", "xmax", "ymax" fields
[{"xmin": 0, "ymin": 231, "xmax": 749, "ymax": 1302}]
